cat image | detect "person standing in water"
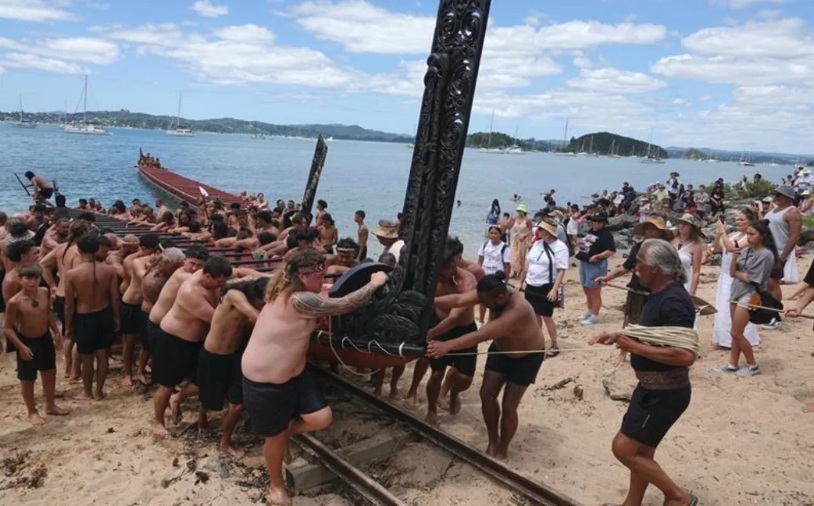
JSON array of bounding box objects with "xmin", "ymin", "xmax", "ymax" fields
[{"xmin": 242, "ymin": 250, "xmax": 387, "ymax": 506}]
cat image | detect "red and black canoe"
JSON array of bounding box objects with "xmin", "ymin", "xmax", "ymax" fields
[{"xmin": 137, "ymin": 160, "xmax": 244, "ymax": 206}]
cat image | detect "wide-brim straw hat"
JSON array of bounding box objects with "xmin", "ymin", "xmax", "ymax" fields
[
  {"xmin": 536, "ymin": 219, "xmax": 558, "ymax": 238},
  {"xmin": 677, "ymin": 213, "xmax": 703, "ymax": 229},
  {"xmin": 774, "ymin": 185, "xmax": 796, "ymax": 200},
  {"xmin": 373, "ymin": 219, "xmax": 399, "ymax": 239},
  {"xmin": 633, "ymin": 217, "xmax": 674, "ymax": 241}
]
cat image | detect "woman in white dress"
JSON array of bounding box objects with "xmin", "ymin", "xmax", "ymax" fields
[
  {"xmin": 674, "ymin": 214, "xmax": 704, "ymax": 296},
  {"xmin": 711, "ymin": 209, "xmax": 761, "ymax": 349}
]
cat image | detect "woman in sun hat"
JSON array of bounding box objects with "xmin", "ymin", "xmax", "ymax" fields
[
  {"xmin": 508, "ymin": 203, "xmax": 533, "ymax": 278},
  {"xmin": 575, "ymin": 211, "xmax": 616, "ymax": 326},
  {"xmin": 673, "ymin": 213, "xmax": 705, "ymax": 296},
  {"xmin": 798, "ymin": 189, "xmax": 812, "ymax": 215},
  {"xmin": 521, "ymin": 219, "xmax": 569, "ymax": 356},
  {"xmin": 597, "ymin": 214, "xmax": 673, "ymax": 327}
]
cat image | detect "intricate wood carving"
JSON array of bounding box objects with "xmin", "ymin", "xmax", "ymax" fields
[
  {"xmin": 300, "ymin": 135, "xmax": 328, "ymax": 223},
  {"xmin": 328, "ymin": 0, "xmax": 492, "ymax": 357}
]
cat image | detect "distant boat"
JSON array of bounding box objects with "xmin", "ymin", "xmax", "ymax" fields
[
  {"xmin": 166, "ymin": 92, "xmax": 195, "ymax": 137},
  {"xmin": 553, "ymin": 119, "xmax": 576, "ymax": 155},
  {"xmin": 501, "ymin": 145, "xmax": 525, "ymax": 155},
  {"xmin": 641, "ymin": 156, "xmax": 666, "ymax": 164},
  {"xmin": 479, "ymin": 109, "xmax": 497, "ymax": 153},
  {"xmin": 406, "ymin": 143, "xmax": 414, "ymax": 149},
  {"xmin": 64, "ymin": 75, "xmax": 110, "ymax": 136},
  {"xmin": 738, "ymin": 152, "xmax": 754, "ymax": 166},
  {"xmin": 13, "ymin": 94, "xmax": 37, "ymax": 128},
  {"xmin": 325, "ymin": 136, "xmax": 334, "ymax": 142}
]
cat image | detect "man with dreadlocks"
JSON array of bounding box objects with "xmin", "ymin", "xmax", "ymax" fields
[
  {"xmin": 242, "ymin": 249, "xmax": 387, "ymax": 506},
  {"xmin": 64, "ymin": 233, "xmax": 121, "ymax": 401},
  {"xmin": 590, "ymin": 238, "xmax": 698, "ymax": 506}
]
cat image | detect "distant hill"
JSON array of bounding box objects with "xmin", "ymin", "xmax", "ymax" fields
[
  {"xmin": 682, "ymin": 148, "xmax": 709, "ymax": 161},
  {"xmin": 0, "ymin": 110, "xmax": 413, "ymax": 143},
  {"xmin": 466, "ymin": 131, "xmax": 552, "ymax": 151},
  {"xmin": 567, "ymin": 132, "xmax": 667, "ymax": 158}
]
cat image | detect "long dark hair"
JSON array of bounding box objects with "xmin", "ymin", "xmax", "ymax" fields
[
  {"xmin": 751, "ymin": 220, "xmax": 781, "ymax": 269},
  {"xmin": 490, "ymin": 199, "xmax": 500, "ymax": 215}
]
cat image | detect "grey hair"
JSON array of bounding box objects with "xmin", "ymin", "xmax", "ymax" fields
[
  {"xmin": 161, "ymin": 247, "xmax": 186, "ymax": 263},
  {"xmin": 640, "ymin": 238, "xmax": 687, "ymax": 285}
]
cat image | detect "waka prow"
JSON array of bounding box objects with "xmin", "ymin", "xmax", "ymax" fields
[{"xmin": 325, "ymin": 0, "xmax": 493, "ymax": 358}]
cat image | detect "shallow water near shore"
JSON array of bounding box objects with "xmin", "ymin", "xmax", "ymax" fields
[{"xmin": 1, "ymin": 122, "xmax": 795, "ymax": 256}]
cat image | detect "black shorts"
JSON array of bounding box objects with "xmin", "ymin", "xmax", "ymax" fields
[
  {"xmin": 198, "ymin": 348, "xmax": 243, "ymax": 410},
  {"xmin": 74, "ymin": 307, "xmax": 115, "ymax": 355},
  {"xmin": 140, "ymin": 315, "xmax": 155, "ymax": 353},
  {"xmin": 621, "ymin": 384, "xmax": 691, "ymax": 448},
  {"xmin": 524, "ymin": 283, "xmax": 556, "ymax": 317},
  {"xmin": 430, "ymin": 322, "xmax": 478, "ymax": 377},
  {"xmin": 359, "ymin": 246, "xmax": 368, "ymax": 262},
  {"xmin": 16, "ymin": 332, "xmax": 57, "ymax": 381},
  {"xmin": 485, "ymin": 343, "xmax": 544, "ymax": 387},
  {"xmin": 120, "ymin": 302, "xmax": 143, "ymax": 335},
  {"xmin": 769, "ymin": 265, "xmax": 784, "ymax": 280},
  {"xmin": 39, "ymin": 187, "xmax": 54, "ymax": 200},
  {"xmin": 151, "ymin": 327, "xmax": 202, "ymax": 388},
  {"xmin": 244, "ymin": 370, "xmax": 327, "ymax": 438},
  {"xmin": 53, "ymin": 295, "xmax": 66, "ymax": 328}
]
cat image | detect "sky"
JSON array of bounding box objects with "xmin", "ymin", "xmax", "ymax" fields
[{"xmin": 0, "ymin": 0, "xmax": 812, "ymax": 153}]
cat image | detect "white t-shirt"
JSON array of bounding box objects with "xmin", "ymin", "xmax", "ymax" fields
[
  {"xmin": 478, "ymin": 240, "xmax": 511, "ymax": 275},
  {"xmin": 566, "ymin": 217, "xmax": 579, "ymax": 236},
  {"xmin": 387, "ymin": 239, "xmax": 405, "ymax": 262},
  {"xmin": 525, "ymin": 239, "xmax": 569, "ymax": 286}
]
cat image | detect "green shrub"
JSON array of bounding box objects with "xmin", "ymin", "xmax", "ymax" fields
[{"xmin": 706, "ymin": 179, "xmax": 776, "ymax": 200}]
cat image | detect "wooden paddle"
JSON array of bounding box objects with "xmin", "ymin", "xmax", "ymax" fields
[{"xmin": 14, "ymin": 173, "xmax": 31, "ymax": 196}]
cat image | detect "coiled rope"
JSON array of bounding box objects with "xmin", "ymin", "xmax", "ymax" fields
[{"xmin": 619, "ymin": 324, "xmax": 700, "ymax": 356}]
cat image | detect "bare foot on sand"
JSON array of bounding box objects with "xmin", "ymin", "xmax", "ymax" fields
[
  {"xmin": 122, "ymin": 375, "xmax": 133, "ymax": 387},
  {"xmin": 69, "ymin": 376, "xmax": 82, "ymax": 385},
  {"xmin": 46, "ymin": 405, "xmax": 70, "ymax": 416},
  {"xmin": 136, "ymin": 373, "xmax": 151, "ymax": 386},
  {"xmin": 437, "ymin": 394, "xmax": 450, "ymax": 411},
  {"xmin": 152, "ymin": 422, "xmax": 170, "ymax": 439},
  {"xmin": 76, "ymin": 393, "xmax": 94, "ymax": 401},
  {"xmin": 268, "ymin": 484, "xmax": 292, "ymax": 506},
  {"xmin": 168, "ymin": 393, "xmax": 182, "ymax": 426},
  {"xmin": 449, "ymin": 391, "xmax": 462, "ymax": 415},
  {"xmin": 403, "ymin": 395, "xmax": 419, "ymax": 411},
  {"xmin": 389, "ymin": 386, "xmax": 401, "ymax": 400},
  {"xmin": 486, "ymin": 443, "xmax": 498, "ymax": 458},
  {"xmin": 425, "ymin": 410, "xmax": 439, "ymax": 425},
  {"xmin": 95, "ymin": 390, "xmax": 107, "ymax": 401},
  {"xmin": 28, "ymin": 412, "xmax": 46, "ymax": 426},
  {"xmin": 220, "ymin": 442, "xmax": 245, "ymax": 460},
  {"xmin": 803, "ymin": 403, "xmax": 814, "ymax": 413}
]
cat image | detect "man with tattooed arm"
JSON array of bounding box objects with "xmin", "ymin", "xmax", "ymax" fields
[{"xmin": 241, "ymin": 249, "xmax": 387, "ymax": 506}]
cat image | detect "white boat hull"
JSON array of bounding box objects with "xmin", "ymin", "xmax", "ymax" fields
[
  {"xmin": 63, "ymin": 124, "xmax": 110, "ymax": 135},
  {"xmin": 166, "ymin": 129, "xmax": 195, "ymax": 137}
]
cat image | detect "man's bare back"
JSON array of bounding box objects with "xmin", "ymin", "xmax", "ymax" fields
[
  {"xmin": 204, "ymin": 290, "xmax": 261, "ymax": 355},
  {"xmin": 160, "ymin": 271, "xmax": 216, "ymax": 342},
  {"xmin": 64, "ymin": 260, "xmax": 119, "ymax": 315},
  {"xmin": 149, "ymin": 269, "xmax": 194, "ymax": 324}
]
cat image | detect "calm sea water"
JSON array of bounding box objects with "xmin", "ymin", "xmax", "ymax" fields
[{"xmin": 1, "ymin": 122, "xmax": 795, "ymax": 257}]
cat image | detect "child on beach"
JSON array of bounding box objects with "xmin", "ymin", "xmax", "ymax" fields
[{"xmin": 3, "ymin": 264, "xmax": 70, "ymax": 425}]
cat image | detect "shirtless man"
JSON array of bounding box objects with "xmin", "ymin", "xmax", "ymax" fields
[
  {"xmin": 120, "ymin": 235, "xmax": 161, "ymax": 386},
  {"xmin": 448, "ymin": 237, "xmax": 485, "ymax": 280},
  {"xmin": 427, "ymin": 272, "xmax": 545, "ymax": 460},
  {"xmin": 106, "ymin": 235, "xmax": 139, "ymax": 280},
  {"xmin": 40, "ymin": 220, "xmax": 91, "ymax": 378},
  {"xmin": 404, "ymin": 251, "xmax": 478, "ymax": 423},
  {"xmin": 137, "ymin": 248, "xmax": 187, "ymax": 385},
  {"xmin": 64, "ymin": 233, "xmax": 121, "ymax": 401},
  {"xmin": 354, "ymin": 210, "xmax": 369, "ymax": 261},
  {"xmin": 325, "ymin": 238, "xmax": 360, "ymax": 275},
  {"xmin": 317, "ymin": 213, "xmax": 338, "ymax": 253},
  {"xmin": 198, "ymin": 278, "xmax": 267, "ymax": 458},
  {"xmin": 242, "ymin": 250, "xmax": 387, "ymax": 506},
  {"xmin": 152, "ymin": 256, "xmax": 232, "ymax": 438},
  {"xmin": 40, "ymin": 217, "xmax": 69, "ymax": 257},
  {"xmin": 24, "ymin": 171, "xmax": 54, "ymax": 202},
  {"xmin": 3, "ymin": 264, "xmax": 69, "ymax": 425}
]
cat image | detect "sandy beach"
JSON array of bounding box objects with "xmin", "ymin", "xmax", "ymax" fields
[{"xmin": 2, "ymin": 254, "xmax": 814, "ymax": 506}]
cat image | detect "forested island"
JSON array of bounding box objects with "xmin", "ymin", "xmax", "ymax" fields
[
  {"xmin": 0, "ymin": 109, "xmax": 413, "ymax": 143},
  {"xmin": 564, "ymin": 132, "xmax": 667, "ymax": 158}
]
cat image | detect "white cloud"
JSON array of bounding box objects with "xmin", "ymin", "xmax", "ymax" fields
[
  {"xmin": 190, "ymin": 0, "xmax": 228, "ymax": 18},
  {"xmin": 682, "ymin": 18, "xmax": 813, "ymax": 58},
  {"xmin": 0, "ymin": 0, "xmax": 74, "ymax": 22},
  {"xmin": 652, "ymin": 53, "xmax": 814, "ymax": 86},
  {"xmin": 2, "ymin": 52, "xmax": 84, "ymax": 74},
  {"xmin": 567, "ymin": 59, "xmax": 667, "ymax": 94},
  {"xmin": 0, "ymin": 36, "xmax": 118, "ymax": 64},
  {"xmin": 710, "ymin": 0, "xmax": 790, "ymax": 9}
]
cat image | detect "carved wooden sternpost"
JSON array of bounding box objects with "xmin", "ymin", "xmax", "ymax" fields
[
  {"xmin": 327, "ymin": 0, "xmax": 492, "ymax": 357},
  {"xmin": 300, "ymin": 135, "xmax": 328, "ymax": 223}
]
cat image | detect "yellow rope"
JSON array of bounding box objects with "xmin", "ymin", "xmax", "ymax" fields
[{"xmin": 620, "ymin": 325, "xmax": 700, "ymax": 356}]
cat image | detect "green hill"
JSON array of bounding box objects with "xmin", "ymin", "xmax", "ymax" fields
[{"xmin": 567, "ymin": 132, "xmax": 667, "ymax": 158}]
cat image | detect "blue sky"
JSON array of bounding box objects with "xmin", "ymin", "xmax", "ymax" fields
[{"xmin": 0, "ymin": 0, "xmax": 812, "ymax": 153}]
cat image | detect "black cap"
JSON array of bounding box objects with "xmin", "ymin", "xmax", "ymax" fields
[{"xmin": 590, "ymin": 211, "xmax": 608, "ymax": 222}]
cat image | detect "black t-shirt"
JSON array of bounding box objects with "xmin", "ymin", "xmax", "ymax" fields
[
  {"xmin": 623, "ymin": 241, "xmax": 648, "ymax": 293},
  {"xmin": 576, "ymin": 227, "xmax": 616, "ymax": 262},
  {"xmin": 631, "ymin": 281, "xmax": 695, "ymax": 372}
]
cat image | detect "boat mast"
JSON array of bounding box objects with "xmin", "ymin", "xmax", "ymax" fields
[
  {"xmin": 562, "ymin": 119, "xmax": 569, "ymax": 151},
  {"xmin": 487, "ymin": 109, "xmax": 494, "ymax": 148},
  {"xmin": 18, "ymin": 93, "xmax": 23, "ymax": 122},
  {"xmin": 83, "ymin": 74, "xmax": 88, "ymax": 124}
]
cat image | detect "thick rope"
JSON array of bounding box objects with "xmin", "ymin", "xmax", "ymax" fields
[{"xmin": 620, "ymin": 325, "xmax": 700, "ymax": 356}]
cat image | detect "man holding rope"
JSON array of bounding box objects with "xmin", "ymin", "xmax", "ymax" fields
[
  {"xmin": 590, "ymin": 238, "xmax": 699, "ymax": 506},
  {"xmin": 426, "ymin": 271, "xmax": 545, "ymax": 460}
]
